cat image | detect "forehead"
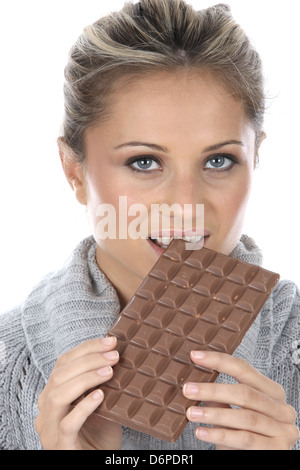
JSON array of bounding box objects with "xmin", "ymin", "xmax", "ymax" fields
[
  {"xmin": 110, "ymin": 70, "xmax": 242, "ymax": 112},
  {"xmin": 87, "ymin": 70, "xmax": 253, "ymax": 146}
]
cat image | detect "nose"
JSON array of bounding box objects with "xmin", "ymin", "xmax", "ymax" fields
[
  {"xmin": 163, "ymin": 170, "xmax": 202, "ymax": 207},
  {"xmin": 156, "ymin": 171, "xmax": 205, "ymax": 231}
]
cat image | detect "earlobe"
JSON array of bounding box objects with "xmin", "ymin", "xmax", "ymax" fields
[{"xmin": 57, "ymin": 137, "xmax": 87, "ymax": 206}]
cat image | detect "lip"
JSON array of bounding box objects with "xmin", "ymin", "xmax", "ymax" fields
[
  {"xmin": 147, "ymin": 233, "xmax": 210, "ymax": 257},
  {"xmin": 149, "ymin": 229, "xmax": 210, "ymax": 238},
  {"xmin": 147, "ymin": 238, "xmax": 167, "ymax": 257}
]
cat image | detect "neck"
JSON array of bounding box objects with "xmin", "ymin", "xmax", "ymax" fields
[{"xmin": 95, "ymin": 246, "xmax": 142, "ymax": 310}]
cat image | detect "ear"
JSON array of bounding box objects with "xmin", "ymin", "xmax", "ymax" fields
[
  {"xmin": 57, "ymin": 137, "xmax": 87, "ymax": 206},
  {"xmin": 254, "ymin": 131, "xmax": 266, "ymax": 169}
]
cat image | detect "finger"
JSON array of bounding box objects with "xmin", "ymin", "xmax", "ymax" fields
[
  {"xmin": 37, "ymin": 348, "xmax": 118, "ymax": 411},
  {"xmin": 40, "ymin": 365, "xmax": 113, "ymax": 428},
  {"xmin": 187, "ymin": 405, "xmax": 288, "ymax": 437},
  {"xmin": 36, "ymin": 366, "xmax": 112, "ymax": 443},
  {"xmin": 49, "ymin": 350, "xmax": 119, "ymax": 387},
  {"xmin": 57, "ymin": 389, "xmax": 105, "ymax": 449},
  {"xmin": 194, "ymin": 426, "xmax": 278, "ymax": 450},
  {"xmin": 183, "ymin": 382, "xmax": 295, "ymax": 424},
  {"xmin": 190, "ymin": 350, "xmax": 285, "ymax": 401},
  {"xmin": 48, "ymin": 366, "xmax": 114, "ymax": 410},
  {"xmin": 55, "ymin": 336, "xmax": 117, "ymax": 368}
]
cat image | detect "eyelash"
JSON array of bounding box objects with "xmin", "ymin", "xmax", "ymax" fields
[
  {"xmin": 124, "ymin": 155, "xmax": 162, "ymax": 174},
  {"xmin": 204, "ymin": 153, "xmax": 240, "ymax": 171},
  {"xmin": 124, "ymin": 153, "xmax": 240, "ymax": 174}
]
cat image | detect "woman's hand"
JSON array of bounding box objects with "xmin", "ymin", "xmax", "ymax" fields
[
  {"xmin": 183, "ymin": 350, "xmax": 299, "ymax": 450},
  {"xmin": 35, "ymin": 336, "xmax": 122, "ymax": 450}
]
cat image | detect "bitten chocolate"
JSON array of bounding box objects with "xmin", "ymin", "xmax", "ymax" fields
[{"xmin": 93, "ymin": 239, "xmax": 279, "ymax": 441}]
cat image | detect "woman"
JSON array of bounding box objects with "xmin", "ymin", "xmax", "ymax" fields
[{"xmin": 0, "ymin": 0, "xmax": 299, "ymax": 450}]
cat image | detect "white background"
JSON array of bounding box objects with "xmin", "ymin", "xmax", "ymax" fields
[{"xmin": 0, "ymin": 0, "xmax": 299, "ymax": 313}]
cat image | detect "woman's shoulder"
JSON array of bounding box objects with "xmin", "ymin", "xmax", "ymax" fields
[
  {"xmin": 264, "ymin": 278, "xmax": 300, "ymax": 367},
  {"xmin": 0, "ymin": 304, "xmax": 32, "ymax": 388},
  {"xmin": 0, "ymin": 304, "xmax": 25, "ymax": 353},
  {"xmin": 271, "ymin": 278, "xmax": 300, "ymax": 320},
  {"xmin": 235, "ymin": 235, "xmax": 300, "ymax": 330},
  {"xmin": 272, "ymin": 277, "xmax": 300, "ymax": 340},
  {"xmin": 0, "ymin": 304, "xmax": 44, "ymax": 450}
]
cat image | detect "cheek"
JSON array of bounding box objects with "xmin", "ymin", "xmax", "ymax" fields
[
  {"xmin": 213, "ymin": 172, "xmax": 252, "ymax": 224},
  {"xmin": 207, "ymin": 172, "xmax": 253, "ymax": 254},
  {"xmin": 228, "ymin": 183, "xmax": 250, "ymax": 212},
  {"xmin": 223, "ymin": 177, "xmax": 251, "ymax": 231},
  {"xmin": 85, "ymin": 170, "xmax": 151, "ymax": 238}
]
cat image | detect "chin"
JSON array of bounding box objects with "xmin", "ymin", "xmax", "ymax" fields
[{"xmin": 204, "ymin": 230, "xmax": 240, "ymax": 255}]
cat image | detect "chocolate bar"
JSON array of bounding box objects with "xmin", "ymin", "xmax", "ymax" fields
[{"xmin": 94, "ymin": 239, "xmax": 279, "ymax": 441}]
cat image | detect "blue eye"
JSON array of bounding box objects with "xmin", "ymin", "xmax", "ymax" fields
[
  {"xmin": 126, "ymin": 156, "xmax": 161, "ymax": 173},
  {"xmin": 204, "ymin": 154, "xmax": 237, "ymax": 170}
]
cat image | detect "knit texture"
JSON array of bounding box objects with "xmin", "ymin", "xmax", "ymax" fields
[{"xmin": 0, "ymin": 235, "xmax": 299, "ymax": 450}]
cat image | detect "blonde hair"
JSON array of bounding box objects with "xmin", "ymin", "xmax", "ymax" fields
[{"xmin": 62, "ymin": 0, "xmax": 265, "ymax": 161}]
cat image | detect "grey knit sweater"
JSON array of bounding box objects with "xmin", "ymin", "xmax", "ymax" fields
[{"xmin": 0, "ymin": 235, "xmax": 299, "ymax": 450}]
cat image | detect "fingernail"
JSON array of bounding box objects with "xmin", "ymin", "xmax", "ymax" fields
[
  {"xmin": 183, "ymin": 383, "xmax": 199, "ymax": 395},
  {"xmin": 191, "ymin": 350, "xmax": 206, "ymax": 360},
  {"xmin": 196, "ymin": 428, "xmax": 208, "ymax": 438},
  {"xmin": 101, "ymin": 336, "xmax": 116, "ymax": 345},
  {"xmin": 92, "ymin": 389, "xmax": 104, "ymax": 400},
  {"xmin": 103, "ymin": 350, "xmax": 119, "ymax": 360},
  {"xmin": 97, "ymin": 366, "xmax": 113, "ymax": 376},
  {"xmin": 188, "ymin": 406, "xmax": 203, "ymax": 419}
]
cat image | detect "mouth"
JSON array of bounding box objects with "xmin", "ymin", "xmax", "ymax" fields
[{"xmin": 147, "ymin": 232, "xmax": 210, "ymax": 255}]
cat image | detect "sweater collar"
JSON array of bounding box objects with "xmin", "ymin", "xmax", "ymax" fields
[
  {"xmin": 21, "ymin": 234, "xmax": 263, "ymax": 381},
  {"xmin": 230, "ymin": 234, "xmax": 263, "ymax": 266}
]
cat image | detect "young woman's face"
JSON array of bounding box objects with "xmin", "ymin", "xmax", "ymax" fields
[{"xmin": 66, "ymin": 72, "xmax": 258, "ymax": 306}]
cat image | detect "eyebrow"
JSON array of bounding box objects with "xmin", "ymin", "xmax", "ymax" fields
[
  {"xmin": 113, "ymin": 141, "xmax": 169, "ymax": 152},
  {"xmin": 113, "ymin": 139, "xmax": 244, "ymax": 153},
  {"xmin": 203, "ymin": 140, "xmax": 244, "ymax": 152}
]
